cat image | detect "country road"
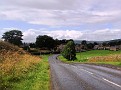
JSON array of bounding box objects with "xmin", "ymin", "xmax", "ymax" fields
[{"xmin": 49, "ymin": 55, "xmax": 121, "ymax": 90}]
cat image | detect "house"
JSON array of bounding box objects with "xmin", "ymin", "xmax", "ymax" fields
[
  {"xmin": 110, "ymin": 45, "xmax": 121, "ymax": 51},
  {"xmin": 56, "ymin": 44, "xmax": 66, "ymax": 52},
  {"xmin": 94, "ymin": 45, "xmax": 99, "ymax": 50},
  {"xmin": 118, "ymin": 45, "xmax": 121, "ymax": 50},
  {"xmin": 105, "ymin": 46, "xmax": 110, "ymax": 50},
  {"xmin": 94, "ymin": 44, "xmax": 104, "ymax": 50},
  {"xmin": 75, "ymin": 44, "xmax": 87, "ymax": 52},
  {"xmin": 75, "ymin": 44, "xmax": 81, "ymax": 52}
]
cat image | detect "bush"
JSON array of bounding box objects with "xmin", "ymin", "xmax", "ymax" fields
[{"xmin": 61, "ymin": 41, "xmax": 76, "ymax": 60}]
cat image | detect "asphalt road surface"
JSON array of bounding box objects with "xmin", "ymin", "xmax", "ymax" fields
[{"xmin": 49, "ymin": 55, "xmax": 121, "ymax": 90}]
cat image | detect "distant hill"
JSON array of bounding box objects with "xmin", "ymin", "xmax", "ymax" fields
[
  {"xmin": 74, "ymin": 39, "xmax": 121, "ymax": 44},
  {"xmin": 74, "ymin": 40, "xmax": 104, "ymax": 44},
  {"xmin": 106, "ymin": 39, "xmax": 121, "ymax": 43}
]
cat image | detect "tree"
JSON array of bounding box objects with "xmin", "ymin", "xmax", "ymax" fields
[
  {"xmin": 93, "ymin": 42, "xmax": 98, "ymax": 45},
  {"xmin": 81, "ymin": 40, "xmax": 87, "ymax": 50},
  {"xmin": 36, "ymin": 35, "xmax": 55, "ymax": 50},
  {"xmin": 102, "ymin": 42, "xmax": 107, "ymax": 46},
  {"xmin": 94, "ymin": 42, "xmax": 98, "ymax": 46},
  {"xmin": 81, "ymin": 40, "xmax": 87, "ymax": 45},
  {"xmin": 61, "ymin": 41, "xmax": 76, "ymax": 61},
  {"xmin": 2, "ymin": 30, "xmax": 23, "ymax": 46},
  {"xmin": 87, "ymin": 43, "xmax": 94, "ymax": 49}
]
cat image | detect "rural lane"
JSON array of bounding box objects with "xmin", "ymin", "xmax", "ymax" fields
[{"xmin": 49, "ymin": 55, "xmax": 121, "ymax": 90}]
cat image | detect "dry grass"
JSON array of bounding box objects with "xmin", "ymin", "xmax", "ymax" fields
[
  {"xmin": 0, "ymin": 40, "xmax": 25, "ymax": 53},
  {"xmin": 88, "ymin": 54, "xmax": 121, "ymax": 62},
  {"xmin": 0, "ymin": 41, "xmax": 41, "ymax": 89}
]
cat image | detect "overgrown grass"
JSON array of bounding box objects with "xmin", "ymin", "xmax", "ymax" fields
[
  {"xmin": 76, "ymin": 50, "xmax": 121, "ymax": 61},
  {"xmin": 0, "ymin": 54, "xmax": 50, "ymax": 90},
  {"xmin": 12, "ymin": 55, "xmax": 50, "ymax": 90},
  {"xmin": 0, "ymin": 41, "xmax": 50, "ymax": 90},
  {"xmin": 59, "ymin": 50, "xmax": 121, "ymax": 66}
]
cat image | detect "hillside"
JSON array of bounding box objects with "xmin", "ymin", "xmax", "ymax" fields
[{"xmin": 0, "ymin": 40, "xmax": 26, "ymax": 54}]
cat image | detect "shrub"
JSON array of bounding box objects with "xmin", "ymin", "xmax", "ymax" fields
[{"xmin": 61, "ymin": 41, "xmax": 76, "ymax": 60}]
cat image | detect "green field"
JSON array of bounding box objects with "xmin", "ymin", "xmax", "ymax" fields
[{"xmin": 59, "ymin": 50, "xmax": 121, "ymax": 66}]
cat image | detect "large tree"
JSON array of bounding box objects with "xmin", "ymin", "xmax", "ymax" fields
[
  {"xmin": 61, "ymin": 40, "xmax": 76, "ymax": 61},
  {"xmin": 36, "ymin": 35, "xmax": 55, "ymax": 50},
  {"xmin": 2, "ymin": 30, "xmax": 23, "ymax": 46}
]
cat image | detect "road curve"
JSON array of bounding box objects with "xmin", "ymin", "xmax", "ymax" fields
[{"xmin": 49, "ymin": 55, "xmax": 121, "ymax": 90}]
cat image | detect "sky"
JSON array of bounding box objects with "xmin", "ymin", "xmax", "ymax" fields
[{"xmin": 0, "ymin": 0, "xmax": 121, "ymax": 42}]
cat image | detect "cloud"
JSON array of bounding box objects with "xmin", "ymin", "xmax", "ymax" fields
[
  {"xmin": 22, "ymin": 29, "xmax": 83, "ymax": 42},
  {"xmin": 0, "ymin": 0, "xmax": 121, "ymax": 42},
  {"xmin": 22, "ymin": 28, "xmax": 121, "ymax": 42},
  {"xmin": 0, "ymin": 0, "xmax": 121, "ymax": 26},
  {"xmin": 81, "ymin": 29, "xmax": 121, "ymax": 41},
  {"xmin": 1, "ymin": 28, "xmax": 121, "ymax": 42}
]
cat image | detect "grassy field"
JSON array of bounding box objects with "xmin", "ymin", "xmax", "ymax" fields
[
  {"xmin": 0, "ymin": 41, "xmax": 50, "ymax": 90},
  {"xmin": 59, "ymin": 50, "xmax": 121, "ymax": 66}
]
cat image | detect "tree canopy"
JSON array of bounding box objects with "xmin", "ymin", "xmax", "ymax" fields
[
  {"xmin": 36, "ymin": 35, "xmax": 55, "ymax": 50},
  {"xmin": 2, "ymin": 30, "xmax": 23, "ymax": 46},
  {"xmin": 61, "ymin": 40, "xmax": 76, "ymax": 60}
]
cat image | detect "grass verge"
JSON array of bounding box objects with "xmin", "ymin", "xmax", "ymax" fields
[
  {"xmin": 59, "ymin": 50, "xmax": 121, "ymax": 66},
  {"xmin": 0, "ymin": 55, "xmax": 50, "ymax": 90},
  {"xmin": 0, "ymin": 41, "xmax": 50, "ymax": 90},
  {"xmin": 12, "ymin": 55, "xmax": 50, "ymax": 90}
]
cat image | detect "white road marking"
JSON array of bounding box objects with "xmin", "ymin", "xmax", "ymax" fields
[
  {"xmin": 102, "ymin": 78, "xmax": 121, "ymax": 88},
  {"xmin": 72, "ymin": 65, "xmax": 121, "ymax": 88},
  {"xmin": 84, "ymin": 70, "xmax": 94, "ymax": 75},
  {"xmin": 79, "ymin": 68, "xmax": 94, "ymax": 75},
  {"xmin": 71, "ymin": 65, "xmax": 94, "ymax": 75}
]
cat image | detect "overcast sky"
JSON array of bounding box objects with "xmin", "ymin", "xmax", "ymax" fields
[{"xmin": 0, "ymin": 0, "xmax": 121, "ymax": 42}]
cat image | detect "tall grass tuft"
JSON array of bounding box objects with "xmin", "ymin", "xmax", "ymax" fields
[{"xmin": 0, "ymin": 41, "xmax": 41, "ymax": 89}]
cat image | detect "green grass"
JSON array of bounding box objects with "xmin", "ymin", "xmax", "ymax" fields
[
  {"xmin": 76, "ymin": 50, "xmax": 121, "ymax": 61},
  {"xmin": 12, "ymin": 55, "xmax": 50, "ymax": 90},
  {"xmin": 59, "ymin": 50, "xmax": 121, "ymax": 66}
]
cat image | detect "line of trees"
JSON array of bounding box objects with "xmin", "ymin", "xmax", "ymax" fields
[
  {"xmin": 1, "ymin": 30, "xmax": 73, "ymax": 49},
  {"xmin": 2, "ymin": 30, "xmax": 121, "ymax": 48}
]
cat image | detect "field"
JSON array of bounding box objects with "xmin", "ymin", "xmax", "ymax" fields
[
  {"xmin": 59, "ymin": 50, "xmax": 121, "ymax": 66},
  {"xmin": 0, "ymin": 41, "xmax": 50, "ymax": 90}
]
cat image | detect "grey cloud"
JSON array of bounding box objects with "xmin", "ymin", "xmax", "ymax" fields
[
  {"xmin": 0, "ymin": 0, "xmax": 121, "ymax": 26},
  {"xmin": 0, "ymin": 0, "xmax": 80, "ymax": 10},
  {"xmin": 0, "ymin": 28, "xmax": 121, "ymax": 42},
  {"xmin": 22, "ymin": 29, "xmax": 121, "ymax": 42},
  {"xmin": 81, "ymin": 29, "xmax": 121, "ymax": 41}
]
